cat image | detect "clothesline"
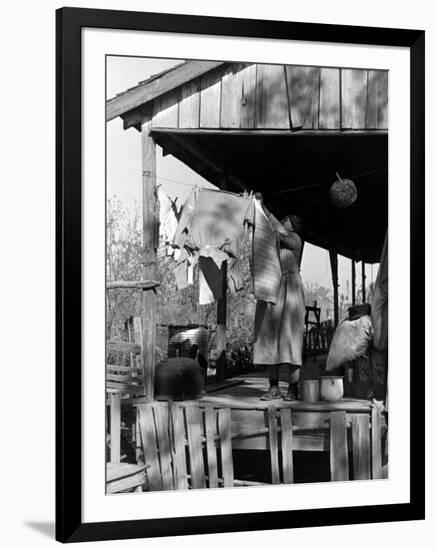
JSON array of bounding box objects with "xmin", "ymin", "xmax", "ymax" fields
[
  {"xmin": 156, "ymin": 168, "xmax": 387, "ymax": 196},
  {"xmin": 275, "ymin": 168, "xmax": 388, "ymax": 195}
]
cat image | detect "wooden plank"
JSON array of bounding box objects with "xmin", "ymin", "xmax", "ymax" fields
[
  {"xmin": 185, "ymin": 404, "xmax": 206, "ymax": 489},
  {"xmin": 341, "ymin": 69, "xmax": 368, "ymax": 129},
  {"xmin": 371, "ymin": 406, "xmax": 383, "ymax": 479},
  {"xmin": 107, "ymin": 60, "xmax": 225, "ymax": 121},
  {"xmin": 170, "ymin": 403, "xmax": 189, "ymax": 490},
  {"xmin": 106, "ymin": 383, "xmax": 143, "ymax": 394},
  {"xmin": 141, "ymin": 119, "xmax": 158, "ymax": 401},
  {"xmin": 107, "ymin": 373, "xmax": 143, "ymax": 384},
  {"xmin": 179, "ymin": 79, "xmax": 200, "ymax": 128},
  {"xmin": 319, "ymin": 68, "xmax": 340, "ymax": 129},
  {"xmin": 152, "ymin": 90, "xmax": 179, "ymax": 128},
  {"xmin": 204, "ymin": 406, "xmax": 219, "ymax": 488},
  {"xmin": 106, "ymin": 464, "xmax": 147, "ymax": 494},
  {"xmin": 220, "ymin": 63, "xmax": 256, "ymax": 129},
  {"xmin": 109, "ymin": 394, "xmax": 121, "ymax": 463},
  {"xmin": 107, "ymin": 341, "xmax": 142, "ymax": 354},
  {"xmin": 218, "ymin": 408, "xmax": 234, "ymax": 487},
  {"xmin": 352, "ymin": 414, "xmax": 371, "ymax": 480},
  {"xmin": 220, "ymin": 64, "xmax": 243, "ymax": 128},
  {"xmin": 240, "ymin": 64, "xmax": 257, "ymax": 128},
  {"xmin": 137, "ymin": 405, "xmax": 163, "ymax": 491},
  {"xmin": 106, "ymin": 280, "xmax": 159, "ymax": 290},
  {"xmin": 366, "ymin": 70, "xmax": 388, "ymax": 129},
  {"xmin": 330, "ymin": 411, "xmax": 349, "ymax": 481},
  {"xmin": 107, "ymin": 364, "xmax": 144, "ymax": 373},
  {"xmin": 285, "ymin": 66, "xmax": 320, "ymax": 129},
  {"xmin": 199, "ymin": 68, "xmax": 222, "ymax": 128},
  {"xmin": 153, "ymin": 403, "xmax": 174, "ymax": 490},
  {"xmin": 255, "ymin": 64, "xmax": 290, "ymax": 129},
  {"xmin": 280, "ymin": 408, "xmax": 294, "ymax": 484},
  {"xmin": 151, "ymin": 126, "xmax": 386, "ymax": 138},
  {"xmin": 267, "ymin": 405, "xmax": 281, "ymax": 484}
]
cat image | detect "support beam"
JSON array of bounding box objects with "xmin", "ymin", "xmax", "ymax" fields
[
  {"xmin": 329, "ymin": 250, "xmax": 339, "ymax": 327},
  {"xmin": 361, "ymin": 262, "xmax": 366, "ymax": 302},
  {"xmin": 141, "ymin": 117, "xmax": 159, "ymax": 401},
  {"xmin": 351, "ymin": 259, "xmax": 356, "ymax": 305}
]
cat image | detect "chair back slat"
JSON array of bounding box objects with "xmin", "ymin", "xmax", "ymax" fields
[
  {"xmin": 279, "ymin": 408, "xmax": 294, "ymax": 484},
  {"xmin": 170, "ymin": 403, "xmax": 189, "ymax": 490},
  {"xmin": 204, "ymin": 406, "xmax": 219, "ymax": 488},
  {"xmin": 267, "ymin": 405, "xmax": 281, "ymax": 485},
  {"xmin": 185, "ymin": 404, "xmax": 206, "ymax": 489},
  {"xmin": 152, "ymin": 403, "xmax": 174, "ymax": 490},
  {"xmin": 329, "ymin": 411, "xmax": 349, "ymax": 481},
  {"xmin": 137, "ymin": 405, "xmax": 163, "ymax": 491},
  {"xmin": 217, "ymin": 408, "xmax": 234, "ymax": 487}
]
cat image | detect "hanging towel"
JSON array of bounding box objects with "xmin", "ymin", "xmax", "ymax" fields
[{"xmin": 251, "ymin": 200, "xmax": 282, "ymax": 304}]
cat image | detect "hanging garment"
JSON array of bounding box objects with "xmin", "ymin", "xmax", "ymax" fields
[
  {"xmin": 198, "ymin": 268, "xmax": 215, "ymax": 305},
  {"xmin": 251, "ymin": 200, "xmax": 282, "ymax": 304},
  {"xmin": 372, "ymin": 232, "xmax": 388, "ymax": 351},
  {"xmin": 158, "ymin": 190, "xmax": 180, "ymax": 256},
  {"xmin": 172, "ymin": 188, "xmax": 253, "ymax": 298},
  {"xmin": 253, "ymin": 217, "xmax": 305, "ymax": 365}
]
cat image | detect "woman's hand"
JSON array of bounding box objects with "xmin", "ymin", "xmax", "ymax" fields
[{"xmin": 254, "ymin": 192, "xmax": 264, "ymax": 204}]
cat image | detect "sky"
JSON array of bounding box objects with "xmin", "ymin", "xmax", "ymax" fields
[{"xmin": 106, "ymin": 56, "xmax": 378, "ymax": 303}]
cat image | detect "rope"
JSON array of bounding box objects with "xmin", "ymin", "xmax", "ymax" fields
[{"xmin": 274, "ymin": 168, "xmax": 387, "ymax": 195}]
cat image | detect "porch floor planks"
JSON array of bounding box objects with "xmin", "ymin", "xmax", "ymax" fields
[{"xmin": 200, "ymin": 368, "xmax": 372, "ymax": 412}]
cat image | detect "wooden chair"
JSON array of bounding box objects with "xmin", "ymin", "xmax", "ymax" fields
[
  {"xmin": 136, "ymin": 402, "xmax": 234, "ymax": 491},
  {"xmin": 106, "ymin": 316, "xmax": 145, "ymax": 464}
]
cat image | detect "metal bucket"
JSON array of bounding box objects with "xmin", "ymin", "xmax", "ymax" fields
[
  {"xmin": 168, "ymin": 325, "xmax": 209, "ymax": 369},
  {"xmin": 299, "ymin": 379, "xmax": 320, "ymax": 403},
  {"xmin": 320, "ymin": 375, "xmax": 344, "ymax": 402}
]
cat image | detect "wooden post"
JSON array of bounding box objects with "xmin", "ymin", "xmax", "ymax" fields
[
  {"xmin": 216, "ymin": 261, "xmax": 227, "ymax": 382},
  {"xmin": 109, "ymin": 394, "xmax": 121, "ymax": 463},
  {"xmin": 141, "ymin": 116, "xmax": 159, "ymax": 401},
  {"xmin": 351, "ymin": 259, "xmax": 356, "ymax": 305},
  {"xmin": 361, "ymin": 262, "xmax": 366, "ymax": 302},
  {"xmin": 329, "ymin": 250, "xmax": 339, "ymax": 327}
]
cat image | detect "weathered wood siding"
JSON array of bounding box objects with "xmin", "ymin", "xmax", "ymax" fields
[{"xmin": 150, "ymin": 63, "xmax": 388, "ymax": 131}]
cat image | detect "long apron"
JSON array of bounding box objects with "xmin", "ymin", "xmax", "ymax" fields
[{"xmin": 253, "ymin": 243, "xmax": 305, "ymax": 366}]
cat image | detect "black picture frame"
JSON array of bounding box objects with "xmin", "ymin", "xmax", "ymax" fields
[{"xmin": 56, "ymin": 7, "xmax": 425, "ymax": 543}]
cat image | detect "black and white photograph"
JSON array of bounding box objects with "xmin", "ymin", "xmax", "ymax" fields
[{"xmin": 105, "ymin": 56, "xmax": 389, "ymax": 493}]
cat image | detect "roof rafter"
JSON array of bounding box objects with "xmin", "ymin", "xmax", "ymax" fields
[{"xmin": 107, "ymin": 60, "xmax": 225, "ymax": 122}]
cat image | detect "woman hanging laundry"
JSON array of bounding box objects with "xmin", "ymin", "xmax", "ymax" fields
[{"xmin": 253, "ymin": 193, "xmax": 305, "ymax": 401}]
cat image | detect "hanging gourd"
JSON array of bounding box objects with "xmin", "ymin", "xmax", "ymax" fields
[{"xmin": 329, "ymin": 172, "xmax": 358, "ymax": 208}]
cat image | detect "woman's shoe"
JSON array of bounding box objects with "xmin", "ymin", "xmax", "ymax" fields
[
  {"xmin": 284, "ymin": 382, "xmax": 299, "ymax": 401},
  {"xmin": 260, "ymin": 386, "xmax": 283, "ymax": 401}
]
